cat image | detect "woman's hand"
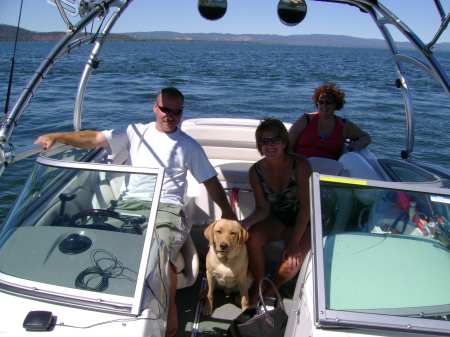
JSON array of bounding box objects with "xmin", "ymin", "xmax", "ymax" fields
[
  {"xmin": 282, "ymin": 241, "xmax": 303, "ymax": 270},
  {"xmin": 347, "ymin": 139, "xmax": 364, "ymax": 151}
]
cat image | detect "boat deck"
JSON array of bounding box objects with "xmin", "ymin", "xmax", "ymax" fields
[{"xmin": 175, "ymin": 223, "xmax": 293, "ymax": 337}]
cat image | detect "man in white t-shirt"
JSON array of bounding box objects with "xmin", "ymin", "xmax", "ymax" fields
[{"xmin": 35, "ymin": 87, "xmax": 237, "ymax": 337}]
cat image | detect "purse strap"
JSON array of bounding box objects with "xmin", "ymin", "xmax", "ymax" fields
[{"xmin": 258, "ymin": 278, "xmax": 287, "ymax": 327}]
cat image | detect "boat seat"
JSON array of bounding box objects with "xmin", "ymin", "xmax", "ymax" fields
[
  {"xmin": 338, "ymin": 152, "xmax": 382, "ymax": 180},
  {"xmin": 215, "ymin": 161, "xmax": 255, "ymax": 220},
  {"xmin": 339, "ymin": 152, "xmax": 382, "ymax": 206},
  {"xmin": 102, "ymin": 149, "xmax": 129, "ymax": 165},
  {"xmin": 181, "ymin": 119, "xmax": 263, "ymax": 162},
  {"xmin": 308, "ymin": 156, "xmax": 346, "ymax": 176},
  {"xmin": 181, "ymin": 118, "xmax": 265, "ymax": 221},
  {"xmin": 92, "ymin": 150, "xmax": 128, "ymax": 209},
  {"xmin": 176, "ymin": 235, "xmax": 199, "ymax": 289},
  {"xmin": 184, "ymin": 160, "xmax": 256, "ymax": 223},
  {"xmin": 215, "ymin": 162, "xmax": 251, "ymax": 184},
  {"xmin": 308, "ymin": 157, "xmax": 353, "ymax": 233},
  {"xmin": 92, "ymin": 172, "xmax": 125, "ymax": 209},
  {"xmin": 35, "ymin": 200, "xmax": 84, "ymax": 227},
  {"xmin": 35, "ymin": 186, "xmax": 95, "ymax": 227}
]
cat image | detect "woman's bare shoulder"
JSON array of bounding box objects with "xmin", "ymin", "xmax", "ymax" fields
[
  {"xmin": 290, "ymin": 153, "xmax": 312, "ymax": 172},
  {"xmin": 290, "ymin": 153, "xmax": 307, "ymax": 161},
  {"xmin": 250, "ymin": 159, "xmax": 264, "ymax": 171}
]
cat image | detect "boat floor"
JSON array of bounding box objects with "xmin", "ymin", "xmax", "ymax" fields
[{"xmin": 175, "ymin": 224, "xmax": 293, "ymax": 337}]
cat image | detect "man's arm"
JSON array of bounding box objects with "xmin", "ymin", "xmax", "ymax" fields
[
  {"xmin": 34, "ymin": 131, "xmax": 110, "ymax": 150},
  {"xmin": 202, "ymin": 176, "xmax": 238, "ymax": 221}
]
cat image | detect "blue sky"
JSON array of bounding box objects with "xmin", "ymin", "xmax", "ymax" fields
[{"xmin": 1, "ymin": 0, "xmax": 450, "ymax": 43}]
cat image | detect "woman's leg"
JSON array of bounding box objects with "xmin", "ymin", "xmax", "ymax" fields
[
  {"xmin": 264, "ymin": 226, "xmax": 311, "ymax": 297},
  {"xmin": 246, "ymin": 216, "xmax": 285, "ymax": 304}
]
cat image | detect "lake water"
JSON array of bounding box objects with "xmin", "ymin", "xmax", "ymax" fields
[{"xmin": 1, "ymin": 41, "xmax": 450, "ymax": 221}]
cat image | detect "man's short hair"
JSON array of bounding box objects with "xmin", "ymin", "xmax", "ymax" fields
[{"xmin": 157, "ymin": 87, "xmax": 184, "ymax": 103}]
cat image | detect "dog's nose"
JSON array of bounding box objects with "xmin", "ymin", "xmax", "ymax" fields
[{"xmin": 219, "ymin": 243, "xmax": 228, "ymax": 250}]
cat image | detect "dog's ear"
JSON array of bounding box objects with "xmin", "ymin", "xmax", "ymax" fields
[
  {"xmin": 238, "ymin": 222, "xmax": 249, "ymax": 246},
  {"xmin": 204, "ymin": 221, "xmax": 217, "ymax": 245}
]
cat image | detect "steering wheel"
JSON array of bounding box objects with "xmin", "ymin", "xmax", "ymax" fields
[{"xmin": 69, "ymin": 209, "xmax": 143, "ymax": 234}]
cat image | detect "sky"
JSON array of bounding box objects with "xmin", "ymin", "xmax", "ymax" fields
[{"xmin": 1, "ymin": 0, "xmax": 450, "ymax": 44}]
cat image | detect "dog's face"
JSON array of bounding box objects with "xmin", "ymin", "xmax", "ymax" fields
[{"xmin": 204, "ymin": 219, "xmax": 248, "ymax": 257}]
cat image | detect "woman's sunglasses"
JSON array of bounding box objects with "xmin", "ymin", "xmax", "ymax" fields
[
  {"xmin": 157, "ymin": 104, "xmax": 183, "ymax": 115},
  {"xmin": 258, "ymin": 136, "xmax": 283, "ymax": 146},
  {"xmin": 317, "ymin": 100, "xmax": 335, "ymax": 106}
]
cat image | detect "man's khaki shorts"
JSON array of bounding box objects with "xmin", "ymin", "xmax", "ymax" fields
[{"xmin": 108, "ymin": 199, "xmax": 191, "ymax": 264}]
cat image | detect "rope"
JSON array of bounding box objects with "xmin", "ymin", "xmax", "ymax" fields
[{"xmin": 4, "ymin": 0, "xmax": 24, "ymax": 116}]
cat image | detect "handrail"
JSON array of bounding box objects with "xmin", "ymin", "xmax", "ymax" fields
[
  {"xmin": 37, "ymin": 147, "xmax": 160, "ymax": 174},
  {"xmin": 4, "ymin": 143, "xmax": 45, "ymax": 164},
  {"xmin": 74, "ymin": 1, "xmax": 132, "ymax": 131}
]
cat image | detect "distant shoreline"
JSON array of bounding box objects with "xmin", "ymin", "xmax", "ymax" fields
[{"xmin": 1, "ymin": 24, "xmax": 450, "ymax": 51}]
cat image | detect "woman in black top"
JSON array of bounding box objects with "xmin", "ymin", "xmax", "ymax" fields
[{"xmin": 241, "ymin": 118, "xmax": 312, "ymax": 304}]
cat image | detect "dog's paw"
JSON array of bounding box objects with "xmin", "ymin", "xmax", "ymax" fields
[
  {"xmin": 234, "ymin": 293, "xmax": 242, "ymax": 306},
  {"xmin": 237, "ymin": 293, "xmax": 250, "ymax": 310},
  {"xmin": 201, "ymin": 303, "xmax": 213, "ymax": 316},
  {"xmin": 198, "ymin": 289, "xmax": 208, "ymax": 300},
  {"xmin": 241, "ymin": 298, "xmax": 249, "ymax": 311}
]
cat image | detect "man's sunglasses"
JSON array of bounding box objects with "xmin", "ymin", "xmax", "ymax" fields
[
  {"xmin": 157, "ymin": 104, "xmax": 183, "ymax": 115},
  {"xmin": 258, "ymin": 136, "xmax": 283, "ymax": 146}
]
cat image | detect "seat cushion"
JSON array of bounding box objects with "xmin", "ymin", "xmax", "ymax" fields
[{"xmin": 214, "ymin": 162, "xmax": 253, "ymax": 183}]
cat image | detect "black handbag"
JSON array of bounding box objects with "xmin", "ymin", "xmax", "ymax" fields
[{"xmin": 227, "ymin": 278, "xmax": 288, "ymax": 337}]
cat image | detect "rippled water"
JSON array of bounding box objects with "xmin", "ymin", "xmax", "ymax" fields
[{"xmin": 1, "ymin": 41, "xmax": 450, "ymax": 221}]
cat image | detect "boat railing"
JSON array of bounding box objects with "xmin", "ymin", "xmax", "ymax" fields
[
  {"xmin": 3, "ymin": 143, "xmax": 45, "ymax": 165},
  {"xmin": 345, "ymin": 0, "xmax": 450, "ymax": 161},
  {"xmin": 0, "ymin": 0, "xmax": 133, "ymax": 179}
]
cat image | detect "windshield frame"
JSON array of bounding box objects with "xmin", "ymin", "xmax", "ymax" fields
[
  {"xmin": 310, "ymin": 173, "xmax": 450, "ymax": 335},
  {"xmin": 0, "ymin": 146, "xmax": 165, "ymax": 316}
]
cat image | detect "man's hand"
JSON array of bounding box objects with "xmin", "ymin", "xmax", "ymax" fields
[
  {"xmin": 203, "ymin": 176, "xmax": 237, "ymax": 221},
  {"xmin": 34, "ymin": 134, "xmax": 58, "ymax": 150},
  {"xmin": 221, "ymin": 209, "xmax": 238, "ymax": 221}
]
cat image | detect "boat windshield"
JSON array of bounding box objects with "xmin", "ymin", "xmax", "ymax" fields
[
  {"xmin": 311, "ymin": 174, "xmax": 450, "ymax": 335},
  {"xmin": 0, "ymin": 147, "xmax": 164, "ymax": 310}
]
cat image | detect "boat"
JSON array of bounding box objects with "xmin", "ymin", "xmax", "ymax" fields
[{"xmin": 1, "ymin": 0, "xmax": 450, "ymax": 336}]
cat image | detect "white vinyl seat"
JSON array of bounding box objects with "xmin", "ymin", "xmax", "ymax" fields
[
  {"xmin": 339, "ymin": 152, "xmax": 383, "ymax": 206},
  {"xmin": 182, "ymin": 119, "xmax": 262, "ymax": 223},
  {"xmin": 308, "ymin": 157, "xmax": 345, "ymax": 176},
  {"xmin": 175, "ymin": 235, "xmax": 199, "ymax": 289},
  {"xmin": 308, "ymin": 157, "xmax": 354, "ymax": 233},
  {"xmin": 92, "ymin": 172, "xmax": 125, "ymax": 209}
]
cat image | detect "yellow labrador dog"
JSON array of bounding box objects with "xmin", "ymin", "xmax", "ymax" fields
[{"xmin": 199, "ymin": 219, "xmax": 253, "ymax": 316}]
